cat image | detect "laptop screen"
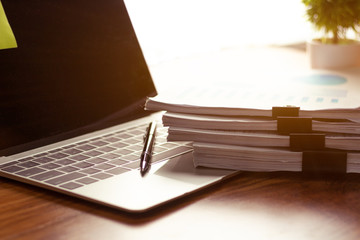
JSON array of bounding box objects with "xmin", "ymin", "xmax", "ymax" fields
[{"xmin": 0, "ymin": 0, "xmax": 156, "ymax": 155}]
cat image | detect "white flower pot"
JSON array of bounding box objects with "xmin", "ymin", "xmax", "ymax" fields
[{"xmin": 306, "ymin": 40, "xmax": 360, "ymax": 69}]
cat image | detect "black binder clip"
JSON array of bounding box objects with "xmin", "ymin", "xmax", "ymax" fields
[
  {"xmin": 277, "ymin": 117, "xmax": 312, "ymax": 134},
  {"xmin": 290, "ymin": 133, "xmax": 325, "ymax": 151},
  {"xmin": 302, "ymin": 151, "xmax": 347, "ymax": 175},
  {"xmin": 272, "ymin": 106, "xmax": 300, "ymax": 118}
]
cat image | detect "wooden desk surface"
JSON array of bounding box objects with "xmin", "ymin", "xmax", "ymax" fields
[
  {"xmin": 3, "ymin": 48, "xmax": 360, "ymax": 240},
  {"xmin": 2, "ymin": 171, "xmax": 360, "ymax": 240}
]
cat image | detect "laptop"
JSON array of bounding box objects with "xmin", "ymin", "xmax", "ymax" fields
[{"xmin": 0, "ymin": 0, "xmax": 236, "ymax": 213}]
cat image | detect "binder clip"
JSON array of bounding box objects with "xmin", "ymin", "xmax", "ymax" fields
[
  {"xmin": 302, "ymin": 151, "xmax": 347, "ymax": 175},
  {"xmin": 277, "ymin": 117, "xmax": 312, "ymax": 134},
  {"xmin": 290, "ymin": 133, "xmax": 325, "ymax": 151},
  {"xmin": 272, "ymin": 106, "xmax": 299, "ymax": 118}
]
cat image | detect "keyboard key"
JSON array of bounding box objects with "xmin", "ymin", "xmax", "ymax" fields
[
  {"xmin": 31, "ymin": 170, "xmax": 64, "ymax": 181},
  {"xmin": 70, "ymin": 154, "xmax": 90, "ymax": 161},
  {"xmin": 128, "ymin": 129, "xmax": 143, "ymax": 136},
  {"xmin": 126, "ymin": 144, "xmax": 143, "ymax": 151},
  {"xmin": 79, "ymin": 168, "xmax": 101, "ymax": 175},
  {"xmin": 17, "ymin": 157, "xmax": 34, "ymax": 162},
  {"xmin": 48, "ymin": 148, "xmax": 62, "ymax": 154},
  {"xmin": 16, "ymin": 167, "xmax": 46, "ymax": 177},
  {"xmin": 48, "ymin": 152, "xmax": 68, "ymax": 159},
  {"xmin": 87, "ymin": 157, "xmax": 107, "ymax": 164},
  {"xmin": 58, "ymin": 166, "xmax": 79, "ymax": 173},
  {"xmin": 41, "ymin": 163, "xmax": 61, "ymax": 170},
  {"xmin": 123, "ymin": 138, "xmax": 140, "ymax": 145},
  {"xmin": 60, "ymin": 182, "xmax": 83, "ymax": 190},
  {"xmin": 132, "ymin": 135, "xmax": 144, "ymax": 141},
  {"xmin": 106, "ymin": 167, "xmax": 130, "ymax": 175},
  {"xmin": 1, "ymin": 165, "xmax": 24, "ymax": 173},
  {"xmin": 73, "ymin": 162, "xmax": 93, "ymax": 169},
  {"xmin": 113, "ymin": 149, "xmax": 132, "ymax": 156},
  {"xmin": 100, "ymin": 153, "xmax": 121, "ymax": 160},
  {"xmin": 55, "ymin": 159, "xmax": 76, "ymax": 165},
  {"xmin": 62, "ymin": 148, "xmax": 83, "ymax": 155},
  {"xmin": 103, "ymin": 137, "xmax": 120, "ymax": 143},
  {"xmin": 45, "ymin": 172, "xmax": 86, "ymax": 185},
  {"xmin": 109, "ymin": 142, "xmax": 128, "ymax": 148},
  {"xmin": 91, "ymin": 140, "xmax": 108, "ymax": 147},
  {"xmin": 115, "ymin": 133, "xmax": 132, "ymax": 139},
  {"xmin": 120, "ymin": 154, "xmax": 139, "ymax": 161},
  {"xmin": 0, "ymin": 161, "xmax": 19, "ymax": 168},
  {"xmin": 76, "ymin": 144, "xmax": 96, "ymax": 151},
  {"xmin": 18, "ymin": 161, "xmax": 40, "ymax": 168},
  {"xmin": 97, "ymin": 146, "xmax": 116, "ymax": 152},
  {"xmin": 94, "ymin": 163, "xmax": 115, "ymax": 170},
  {"xmin": 91, "ymin": 172, "xmax": 112, "ymax": 180},
  {"xmin": 76, "ymin": 177, "xmax": 98, "ymax": 185},
  {"xmin": 109, "ymin": 159, "xmax": 128, "ymax": 166},
  {"xmin": 122, "ymin": 160, "xmax": 140, "ymax": 169},
  {"xmin": 83, "ymin": 150, "xmax": 103, "ymax": 157},
  {"xmin": 33, "ymin": 157, "xmax": 54, "ymax": 164}
]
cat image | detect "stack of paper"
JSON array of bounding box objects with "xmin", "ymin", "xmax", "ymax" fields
[
  {"xmin": 167, "ymin": 126, "xmax": 360, "ymax": 151},
  {"xmin": 192, "ymin": 142, "xmax": 360, "ymax": 173},
  {"xmin": 147, "ymin": 97, "xmax": 360, "ymax": 123},
  {"xmin": 145, "ymin": 47, "xmax": 360, "ymax": 173},
  {"xmin": 163, "ymin": 112, "xmax": 360, "ymax": 135}
]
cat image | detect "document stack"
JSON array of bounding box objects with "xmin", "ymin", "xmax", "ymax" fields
[{"xmin": 145, "ymin": 75, "xmax": 360, "ymax": 174}]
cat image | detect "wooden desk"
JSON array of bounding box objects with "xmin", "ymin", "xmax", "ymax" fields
[
  {"xmin": 2, "ymin": 171, "xmax": 360, "ymax": 240},
  {"xmin": 3, "ymin": 47, "xmax": 360, "ymax": 240}
]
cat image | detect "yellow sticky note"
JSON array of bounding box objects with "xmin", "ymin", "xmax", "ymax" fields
[{"xmin": 0, "ymin": 1, "xmax": 17, "ymax": 50}]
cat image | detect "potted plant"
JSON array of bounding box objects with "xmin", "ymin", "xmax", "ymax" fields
[{"xmin": 302, "ymin": 0, "xmax": 360, "ymax": 69}]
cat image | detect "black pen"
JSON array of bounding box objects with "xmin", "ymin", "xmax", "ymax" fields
[{"xmin": 140, "ymin": 121, "xmax": 157, "ymax": 176}]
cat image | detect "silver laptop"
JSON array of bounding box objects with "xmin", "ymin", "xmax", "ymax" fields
[{"xmin": 0, "ymin": 0, "xmax": 235, "ymax": 213}]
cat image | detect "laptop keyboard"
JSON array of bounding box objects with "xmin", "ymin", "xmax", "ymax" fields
[{"xmin": 0, "ymin": 123, "xmax": 192, "ymax": 190}]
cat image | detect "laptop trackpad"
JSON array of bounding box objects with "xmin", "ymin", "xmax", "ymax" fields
[
  {"xmin": 154, "ymin": 152, "xmax": 235, "ymax": 184},
  {"xmin": 75, "ymin": 152, "xmax": 234, "ymax": 212}
]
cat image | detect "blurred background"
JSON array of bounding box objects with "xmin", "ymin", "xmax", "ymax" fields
[{"xmin": 125, "ymin": 0, "xmax": 311, "ymax": 65}]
